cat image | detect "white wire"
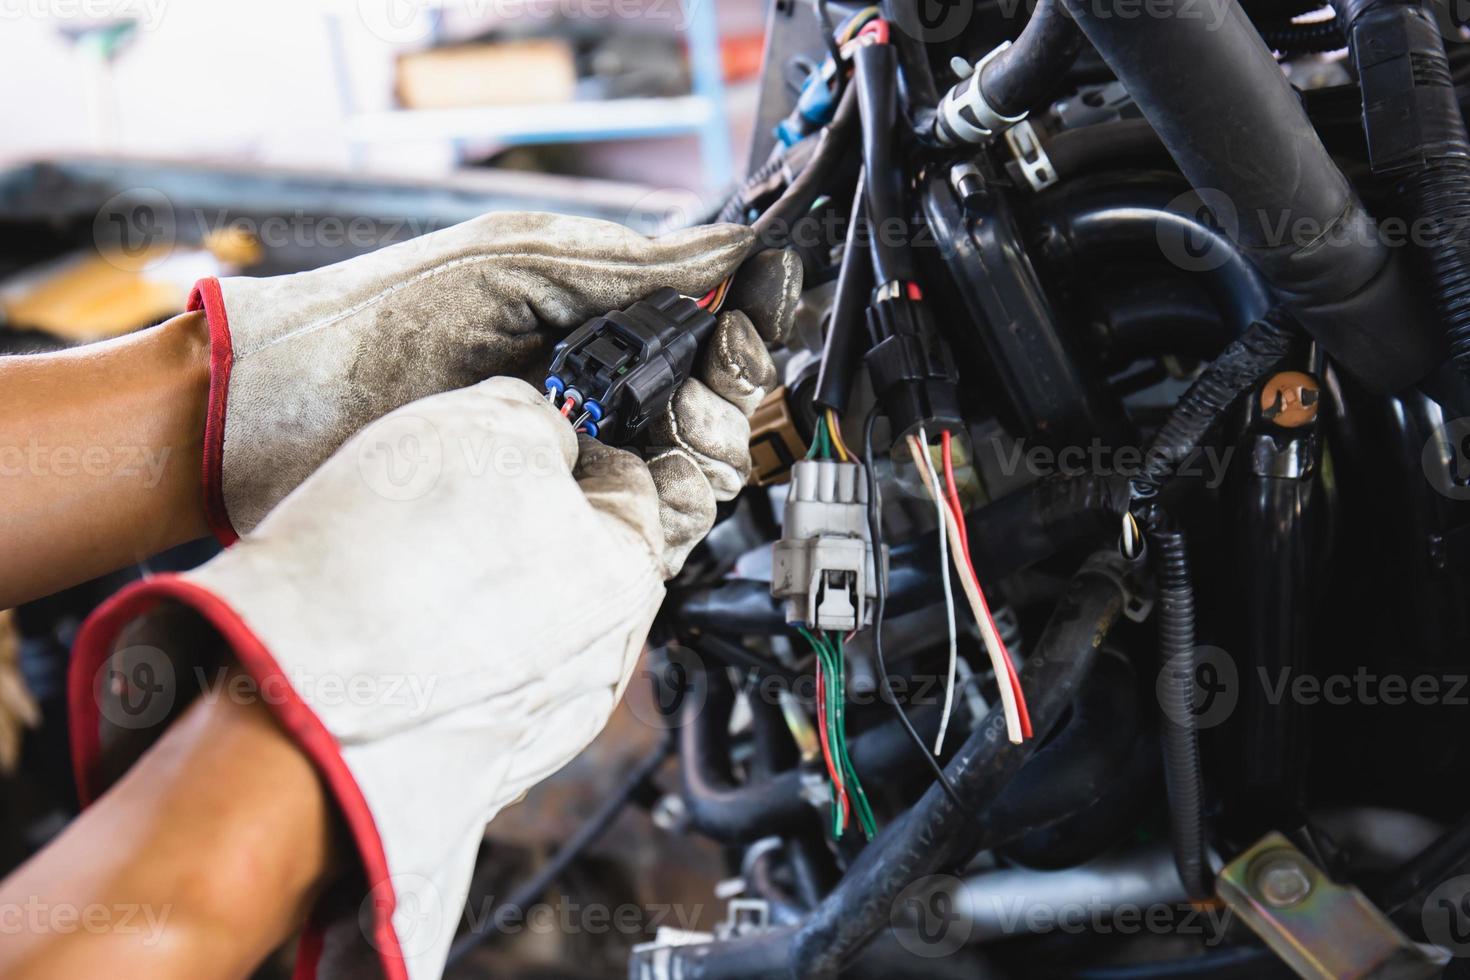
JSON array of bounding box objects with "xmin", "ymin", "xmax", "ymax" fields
[
  {"xmin": 911, "ymin": 430, "xmax": 958, "ymax": 754},
  {"xmin": 910, "ymin": 435, "xmax": 1024, "ymax": 745}
]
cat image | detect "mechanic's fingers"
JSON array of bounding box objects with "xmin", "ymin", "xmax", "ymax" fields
[
  {"xmin": 475, "ymin": 213, "xmax": 754, "ymax": 329},
  {"xmin": 647, "ymin": 450, "xmax": 717, "ymax": 577},
  {"xmin": 697, "ymin": 310, "xmax": 778, "ymax": 417},
  {"xmin": 572, "ymin": 436, "xmax": 663, "ymax": 563},
  {"xmin": 0, "ymin": 668, "xmax": 39, "ymax": 772},
  {"xmin": 647, "ymin": 379, "xmax": 752, "ymax": 500},
  {"xmin": 0, "ymin": 673, "xmax": 39, "ymax": 730},
  {"xmin": 724, "ymin": 247, "xmax": 803, "ymax": 343}
]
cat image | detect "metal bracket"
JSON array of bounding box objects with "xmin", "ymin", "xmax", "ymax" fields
[
  {"xmin": 1004, "ymin": 120, "xmax": 1059, "ymax": 192},
  {"xmin": 1217, "ymin": 832, "xmax": 1450, "ymax": 979},
  {"xmin": 717, "ymin": 898, "xmax": 771, "ymax": 939}
]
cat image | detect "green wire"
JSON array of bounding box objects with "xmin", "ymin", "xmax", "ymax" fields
[
  {"xmin": 797, "ymin": 626, "xmax": 879, "ymax": 840},
  {"xmin": 797, "ymin": 626, "xmax": 844, "ymax": 836},
  {"xmin": 806, "ymin": 420, "xmax": 830, "ymax": 460},
  {"xmin": 830, "ymin": 632, "xmax": 877, "ymax": 838}
]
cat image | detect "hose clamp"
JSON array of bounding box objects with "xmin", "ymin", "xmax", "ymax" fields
[{"xmin": 936, "ymin": 42, "xmax": 1029, "ymax": 146}]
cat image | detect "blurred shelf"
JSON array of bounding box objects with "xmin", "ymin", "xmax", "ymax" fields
[{"xmin": 346, "ymin": 95, "xmax": 717, "ymax": 145}]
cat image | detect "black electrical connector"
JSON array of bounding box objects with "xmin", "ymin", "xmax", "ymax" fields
[
  {"xmin": 544, "ymin": 288, "xmax": 716, "ymax": 446},
  {"xmin": 863, "ymin": 282, "xmax": 963, "ymax": 440}
]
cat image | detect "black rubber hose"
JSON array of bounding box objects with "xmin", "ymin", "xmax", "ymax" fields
[
  {"xmin": 443, "ymin": 728, "xmax": 674, "ymax": 964},
  {"xmin": 881, "ymin": 0, "xmax": 943, "ymax": 124},
  {"xmin": 653, "ymin": 553, "xmax": 1131, "ymax": 979},
  {"xmin": 1147, "ymin": 517, "xmax": 1213, "ymax": 900},
  {"xmin": 1033, "ymin": 179, "xmax": 1274, "ymax": 335},
  {"xmin": 751, "ymin": 83, "xmax": 859, "ymax": 250},
  {"xmin": 1041, "ymin": 118, "xmax": 1172, "ymax": 177},
  {"xmin": 1062, "ymin": 0, "xmax": 1441, "ymax": 390},
  {"xmin": 976, "ymin": 649, "xmax": 1141, "ymax": 852},
  {"xmin": 1130, "ymin": 311, "xmax": 1298, "ymax": 502},
  {"xmin": 690, "ymin": 633, "xmax": 803, "ymax": 685},
  {"xmin": 745, "ymin": 844, "xmax": 808, "ymax": 925},
  {"xmin": 814, "ymin": 174, "xmax": 872, "ymax": 414},
  {"xmin": 853, "ymin": 43, "xmax": 912, "ymax": 285},
  {"xmin": 979, "ymin": 0, "xmax": 1088, "ymax": 117},
  {"xmin": 1259, "ymin": 16, "xmax": 1346, "ymax": 52}
]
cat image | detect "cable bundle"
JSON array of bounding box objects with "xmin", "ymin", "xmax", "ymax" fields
[
  {"xmin": 802, "ymin": 410, "xmax": 875, "ymax": 840},
  {"xmin": 907, "ymin": 429, "xmax": 1033, "ymax": 745}
]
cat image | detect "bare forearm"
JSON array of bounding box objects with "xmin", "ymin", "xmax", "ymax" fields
[
  {"xmin": 0, "ymin": 674, "xmax": 338, "ymax": 978},
  {"xmin": 0, "ymin": 312, "xmax": 211, "ymax": 608}
]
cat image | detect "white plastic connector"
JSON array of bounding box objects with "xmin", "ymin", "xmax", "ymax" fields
[
  {"xmin": 770, "ymin": 460, "xmax": 881, "ymax": 631},
  {"xmin": 935, "ymin": 41, "xmax": 1028, "ymax": 146}
]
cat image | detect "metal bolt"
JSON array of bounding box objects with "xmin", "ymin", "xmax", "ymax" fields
[
  {"xmin": 950, "ymin": 162, "xmax": 985, "ymax": 211},
  {"xmin": 1256, "ymin": 857, "xmax": 1313, "ymax": 908},
  {"xmin": 1260, "ymin": 371, "xmax": 1320, "ymax": 428}
]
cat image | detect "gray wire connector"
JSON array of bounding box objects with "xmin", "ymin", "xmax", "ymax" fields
[{"xmin": 770, "ymin": 459, "xmax": 883, "ymax": 631}]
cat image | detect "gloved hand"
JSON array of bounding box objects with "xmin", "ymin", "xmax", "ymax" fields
[
  {"xmin": 190, "ymin": 212, "xmax": 801, "ymax": 540},
  {"xmin": 70, "ymin": 363, "xmax": 776, "ymax": 979}
]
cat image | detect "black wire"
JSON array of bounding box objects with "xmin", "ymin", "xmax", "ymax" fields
[
  {"xmin": 814, "ymin": 0, "xmax": 846, "ymax": 93},
  {"xmin": 862, "ymin": 404, "xmax": 968, "ymax": 811}
]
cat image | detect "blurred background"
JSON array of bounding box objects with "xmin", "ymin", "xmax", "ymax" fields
[
  {"xmin": 0, "ymin": 2, "xmax": 771, "ymax": 976},
  {"xmin": 0, "ymin": 0, "xmax": 766, "ymax": 186}
]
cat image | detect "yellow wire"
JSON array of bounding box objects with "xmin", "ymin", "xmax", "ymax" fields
[
  {"xmin": 837, "ymin": 5, "xmax": 880, "ymax": 43},
  {"xmin": 710, "ymin": 277, "xmax": 733, "ymax": 313},
  {"xmin": 825, "ymin": 409, "xmax": 852, "ymax": 462}
]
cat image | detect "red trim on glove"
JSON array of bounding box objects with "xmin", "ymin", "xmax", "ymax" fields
[
  {"xmin": 292, "ymin": 918, "xmax": 325, "ymax": 980},
  {"xmin": 188, "ymin": 279, "xmax": 241, "ymax": 547},
  {"xmin": 68, "ymin": 575, "xmax": 407, "ymax": 980}
]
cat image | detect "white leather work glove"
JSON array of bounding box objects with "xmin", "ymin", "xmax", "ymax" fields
[
  {"xmin": 188, "ymin": 212, "xmax": 801, "ymax": 541},
  {"xmin": 68, "ymin": 363, "xmax": 777, "ymax": 980}
]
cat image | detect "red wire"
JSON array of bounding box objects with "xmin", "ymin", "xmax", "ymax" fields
[
  {"xmin": 559, "ymin": 398, "xmax": 575, "ymax": 418},
  {"xmin": 857, "ymin": 18, "xmax": 889, "ymax": 44},
  {"xmin": 941, "ymin": 431, "xmax": 1034, "ymax": 739},
  {"xmin": 814, "ymin": 660, "xmax": 850, "ymax": 830}
]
